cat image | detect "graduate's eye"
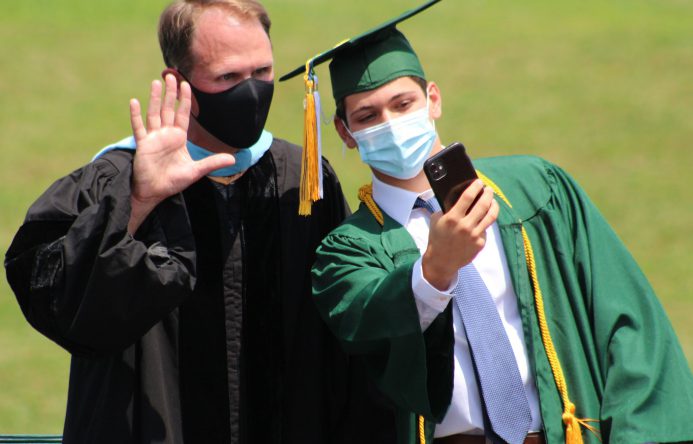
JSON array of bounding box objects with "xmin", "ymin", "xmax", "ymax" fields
[
  {"xmin": 395, "ymin": 99, "xmax": 413, "ymax": 111},
  {"xmin": 355, "ymin": 113, "xmax": 376, "ymax": 124}
]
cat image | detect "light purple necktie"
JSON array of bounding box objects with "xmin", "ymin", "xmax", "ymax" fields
[{"xmin": 415, "ymin": 197, "xmax": 532, "ymax": 444}]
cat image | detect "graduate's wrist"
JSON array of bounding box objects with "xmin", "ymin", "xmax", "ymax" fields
[{"xmin": 421, "ymin": 251, "xmax": 456, "ymax": 291}]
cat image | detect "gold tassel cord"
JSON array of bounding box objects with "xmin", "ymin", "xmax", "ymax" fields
[
  {"xmin": 358, "ymin": 179, "xmax": 601, "ymax": 443},
  {"xmin": 521, "ymin": 227, "xmax": 601, "ymax": 444},
  {"xmin": 299, "ymin": 61, "xmax": 321, "ymax": 216},
  {"xmin": 358, "ymin": 184, "xmax": 384, "ymax": 225},
  {"xmin": 475, "ymin": 171, "xmax": 510, "ymax": 207},
  {"xmin": 471, "ymin": 173, "xmax": 601, "ymax": 443},
  {"xmin": 477, "ymin": 173, "xmax": 600, "ymax": 443},
  {"xmin": 418, "ymin": 415, "xmax": 426, "ymax": 444}
]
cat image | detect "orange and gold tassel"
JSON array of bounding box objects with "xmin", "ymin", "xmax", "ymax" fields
[{"xmin": 299, "ymin": 61, "xmax": 323, "ymax": 216}]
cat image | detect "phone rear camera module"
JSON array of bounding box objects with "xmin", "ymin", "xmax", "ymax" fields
[{"xmin": 429, "ymin": 162, "xmax": 447, "ymax": 181}]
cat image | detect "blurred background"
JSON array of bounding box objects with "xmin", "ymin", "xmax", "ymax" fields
[{"xmin": 1, "ymin": 0, "xmax": 691, "ymax": 433}]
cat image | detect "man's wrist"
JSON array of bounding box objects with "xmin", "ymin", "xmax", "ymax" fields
[{"xmin": 128, "ymin": 195, "xmax": 159, "ymax": 235}]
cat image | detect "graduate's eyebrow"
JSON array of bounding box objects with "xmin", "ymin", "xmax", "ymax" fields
[
  {"xmin": 348, "ymin": 104, "xmax": 376, "ymax": 120},
  {"xmin": 387, "ymin": 90, "xmax": 419, "ymax": 105},
  {"xmin": 348, "ymin": 90, "xmax": 419, "ymax": 119}
]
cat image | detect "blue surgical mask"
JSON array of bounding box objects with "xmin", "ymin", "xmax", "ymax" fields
[{"xmin": 347, "ymin": 104, "xmax": 437, "ymax": 180}]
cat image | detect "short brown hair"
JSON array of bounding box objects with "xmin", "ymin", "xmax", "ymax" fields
[
  {"xmin": 335, "ymin": 76, "xmax": 428, "ymax": 126},
  {"xmin": 158, "ymin": 0, "xmax": 271, "ymax": 75}
]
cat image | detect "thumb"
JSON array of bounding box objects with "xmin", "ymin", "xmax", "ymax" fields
[{"xmin": 192, "ymin": 153, "xmax": 236, "ymax": 179}]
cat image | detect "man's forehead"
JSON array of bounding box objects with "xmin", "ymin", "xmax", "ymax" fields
[
  {"xmin": 190, "ymin": 7, "xmax": 272, "ymax": 72},
  {"xmin": 192, "ymin": 8, "xmax": 267, "ymax": 47},
  {"xmin": 195, "ymin": 5, "xmax": 247, "ymax": 29}
]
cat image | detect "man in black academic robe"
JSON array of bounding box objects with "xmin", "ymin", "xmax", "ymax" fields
[{"xmin": 4, "ymin": 0, "xmax": 400, "ymax": 442}]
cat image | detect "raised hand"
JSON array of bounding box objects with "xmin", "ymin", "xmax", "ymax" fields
[
  {"xmin": 422, "ymin": 179, "xmax": 499, "ymax": 290},
  {"xmin": 127, "ymin": 74, "xmax": 235, "ymax": 233}
]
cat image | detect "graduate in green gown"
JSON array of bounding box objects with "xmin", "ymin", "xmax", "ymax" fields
[{"xmin": 282, "ymin": 2, "xmax": 693, "ymax": 443}]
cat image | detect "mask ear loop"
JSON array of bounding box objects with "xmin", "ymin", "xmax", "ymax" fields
[
  {"xmin": 421, "ymin": 86, "xmax": 440, "ymax": 147},
  {"xmin": 339, "ymin": 117, "xmax": 356, "ymax": 157},
  {"xmin": 425, "ymin": 88, "xmax": 437, "ymax": 133}
]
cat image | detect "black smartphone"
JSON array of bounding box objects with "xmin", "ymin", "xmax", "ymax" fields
[{"xmin": 423, "ymin": 142, "xmax": 479, "ymax": 213}]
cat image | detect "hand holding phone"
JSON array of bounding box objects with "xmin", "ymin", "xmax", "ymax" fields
[
  {"xmin": 421, "ymin": 142, "xmax": 498, "ymax": 290},
  {"xmin": 423, "ymin": 142, "xmax": 480, "ymax": 213}
]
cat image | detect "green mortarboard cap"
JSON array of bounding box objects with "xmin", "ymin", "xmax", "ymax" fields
[
  {"xmin": 282, "ymin": 0, "xmax": 441, "ymax": 217},
  {"xmin": 279, "ymin": 0, "xmax": 441, "ymax": 100}
]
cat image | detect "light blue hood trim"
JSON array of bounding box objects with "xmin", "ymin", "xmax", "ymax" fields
[{"xmin": 92, "ymin": 130, "xmax": 274, "ymax": 177}]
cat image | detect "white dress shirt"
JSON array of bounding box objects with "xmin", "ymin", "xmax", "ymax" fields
[{"xmin": 371, "ymin": 175, "xmax": 543, "ymax": 437}]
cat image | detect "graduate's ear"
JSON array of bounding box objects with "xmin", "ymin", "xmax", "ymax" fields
[
  {"xmin": 334, "ymin": 116, "xmax": 358, "ymax": 149},
  {"xmin": 427, "ymin": 81, "xmax": 442, "ymax": 120}
]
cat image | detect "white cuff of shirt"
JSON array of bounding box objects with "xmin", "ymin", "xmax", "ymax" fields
[{"xmin": 411, "ymin": 257, "xmax": 457, "ymax": 330}]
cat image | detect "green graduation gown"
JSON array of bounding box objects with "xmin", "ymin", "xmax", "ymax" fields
[{"xmin": 312, "ymin": 155, "xmax": 693, "ymax": 444}]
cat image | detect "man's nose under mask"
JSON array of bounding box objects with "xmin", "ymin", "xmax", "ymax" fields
[{"xmin": 189, "ymin": 77, "xmax": 274, "ymax": 149}]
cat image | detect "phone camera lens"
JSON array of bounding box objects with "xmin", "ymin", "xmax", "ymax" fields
[{"xmin": 430, "ymin": 162, "xmax": 447, "ymax": 181}]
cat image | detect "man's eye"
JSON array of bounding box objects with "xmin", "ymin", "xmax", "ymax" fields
[
  {"xmin": 221, "ymin": 73, "xmax": 239, "ymax": 81},
  {"xmin": 397, "ymin": 100, "xmax": 412, "ymax": 110}
]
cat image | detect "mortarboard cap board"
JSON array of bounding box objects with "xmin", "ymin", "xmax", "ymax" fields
[
  {"xmin": 279, "ymin": 0, "xmax": 441, "ymax": 101},
  {"xmin": 280, "ymin": 0, "xmax": 442, "ymax": 216}
]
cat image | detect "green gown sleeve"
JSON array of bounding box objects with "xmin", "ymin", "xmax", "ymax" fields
[
  {"xmin": 549, "ymin": 164, "xmax": 693, "ymax": 443},
  {"xmin": 495, "ymin": 157, "xmax": 693, "ymax": 443},
  {"xmin": 312, "ymin": 223, "xmax": 454, "ymax": 423}
]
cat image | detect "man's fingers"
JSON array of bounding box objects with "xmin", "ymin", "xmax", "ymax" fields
[
  {"xmin": 130, "ymin": 99, "xmax": 147, "ymax": 142},
  {"xmin": 146, "ymin": 80, "xmax": 162, "ymax": 131},
  {"xmin": 174, "ymin": 81, "xmax": 191, "ymax": 131},
  {"xmin": 161, "ymin": 74, "xmax": 178, "ymax": 127},
  {"xmin": 192, "ymin": 153, "xmax": 236, "ymax": 180},
  {"xmin": 448, "ymin": 179, "xmax": 485, "ymax": 219}
]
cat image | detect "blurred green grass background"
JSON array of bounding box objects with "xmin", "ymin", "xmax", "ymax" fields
[{"xmin": 1, "ymin": 0, "xmax": 691, "ymax": 433}]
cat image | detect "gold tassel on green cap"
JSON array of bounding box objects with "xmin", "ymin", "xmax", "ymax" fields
[
  {"xmin": 281, "ymin": 2, "xmax": 443, "ymax": 216},
  {"xmin": 299, "ymin": 60, "xmax": 323, "ymax": 216}
]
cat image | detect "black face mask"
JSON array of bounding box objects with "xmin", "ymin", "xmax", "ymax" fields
[{"xmin": 188, "ymin": 77, "xmax": 274, "ymax": 149}]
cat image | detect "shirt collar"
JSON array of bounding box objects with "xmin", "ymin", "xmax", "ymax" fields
[{"xmin": 371, "ymin": 175, "xmax": 435, "ymax": 227}]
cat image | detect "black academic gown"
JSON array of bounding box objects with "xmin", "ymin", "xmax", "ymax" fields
[{"xmin": 5, "ymin": 139, "xmax": 399, "ymax": 444}]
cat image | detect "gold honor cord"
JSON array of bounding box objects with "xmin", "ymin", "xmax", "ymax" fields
[
  {"xmin": 419, "ymin": 415, "xmax": 426, "ymax": 444},
  {"xmin": 358, "ymin": 174, "xmax": 601, "ymax": 444}
]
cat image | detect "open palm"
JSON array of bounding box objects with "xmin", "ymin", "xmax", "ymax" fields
[{"xmin": 129, "ymin": 74, "xmax": 235, "ymax": 208}]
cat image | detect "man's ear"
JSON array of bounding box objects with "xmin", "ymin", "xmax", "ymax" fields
[
  {"xmin": 427, "ymin": 81, "xmax": 443, "ymax": 120},
  {"xmin": 162, "ymin": 68, "xmax": 199, "ymax": 116},
  {"xmin": 161, "ymin": 67, "xmax": 183, "ymax": 85},
  {"xmin": 334, "ymin": 116, "xmax": 358, "ymax": 149}
]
